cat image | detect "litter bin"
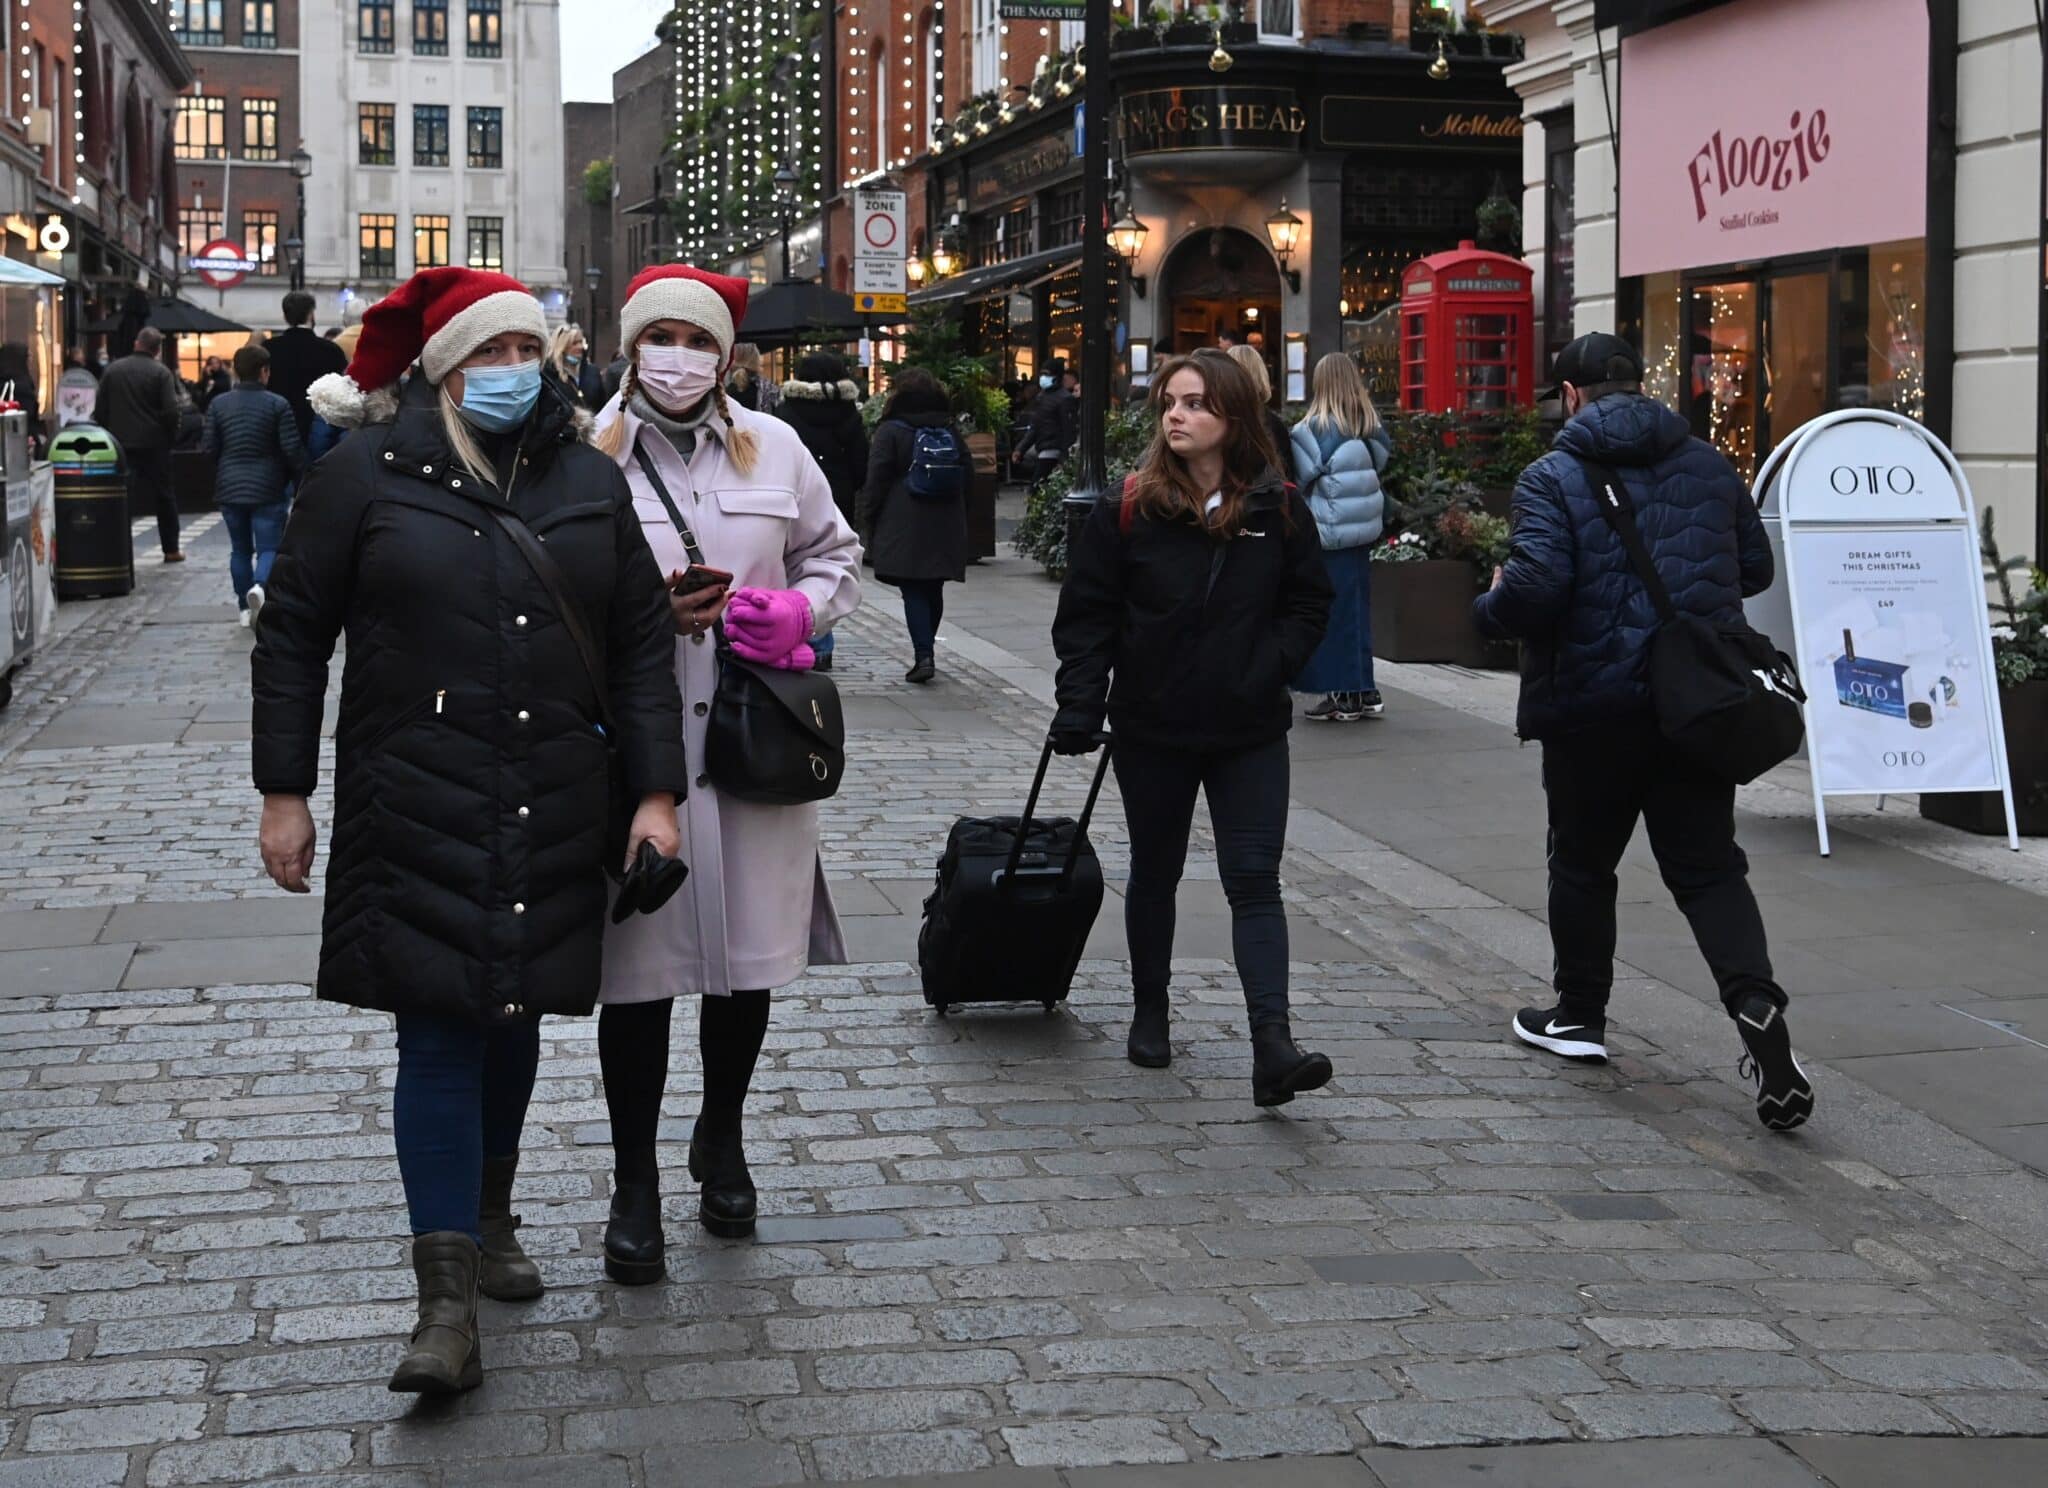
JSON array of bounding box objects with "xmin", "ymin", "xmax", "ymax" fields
[{"xmin": 52, "ymin": 423, "xmax": 130, "ymax": 599}]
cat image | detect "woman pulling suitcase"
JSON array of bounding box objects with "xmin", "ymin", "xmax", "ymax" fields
[
  {"xmin": 591, "ymin": 265, "xmax": 862, "ymax": 1280},
  {"xmin": 1051, "ymin": 348, "xmax": 1336, "ymax": 1106}
]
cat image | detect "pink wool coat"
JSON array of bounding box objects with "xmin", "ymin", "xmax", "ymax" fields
[{"xmin": 596, "ymin": 393, "xmax": 863, "ymax": 1001}]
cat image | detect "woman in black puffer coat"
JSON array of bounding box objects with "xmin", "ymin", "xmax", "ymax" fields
[
  {"xmin": 251, "ymin": 267, "xmax": 686, "ymax": 1397},
  {"xmin": 859, "ymin": 368, "xmax": 968, "ymax": 683}
]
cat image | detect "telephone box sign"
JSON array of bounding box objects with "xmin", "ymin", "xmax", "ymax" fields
[{"xmin": 1618, "ymin": 0, "xmax": 1926, "ymax": 276}]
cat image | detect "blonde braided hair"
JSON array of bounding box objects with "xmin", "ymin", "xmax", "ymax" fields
[{"xmin": 592, "ymin": 358, "xmax": 759, "ymax": 476}]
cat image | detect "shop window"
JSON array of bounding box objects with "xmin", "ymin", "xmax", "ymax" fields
[
  {"xmin": 1259, "ymin": 0, "xmax": 1296, "ymax": 38},
  {"xmin": 466, "ymin": 215, "xmax": 503, "ymax": 270},
  {"xmin": 179, "ymin": 207, "xmax": 224, "ymax": 260},
  {"xmin": 414, "ymin": 214, "xmax": 450, "ymax": 270},
  {"xmin": 172, "ymin": 1, "xmax": 225, "ymax": 47},
  {"xmin": 359, "ymin": 0, "xmax": 395, "ymax": 54},
  {"xmin": 243, "ymin": 1, "xmax": 279, "ymax": 47},
  {"xmin": 415, "ymin": 104, "xmax": 449, "ymax": 167},
  {"xmin": 1637, "ymin": 271, "xmax": 1681, "ymax": 409},
  {"xmin": 359, "ymin": 102, "xmax": 395, "ymax": 165},
  {"xmin": 242, "ymin": 209, "xmax": 279, "ymax": 275},
  {"xmin": 467, "ymin": 0, "xmax": 503, "ymax": 58},
  {"xmin": 1838, "ymin": 240, "xmax": 1927, "ymax": 423},
  {"xmin": 1043, "ymin": 187, "xmax": 1082, "ymax": 251},
  {"xmin": 467, "ymin": 107, "xmax": 502, "ymax": 169},
  {"xmin": 1542, "ymin": 111, "xmax": 1575, "ymax": 369},
  {"xmin": 242, "ymin": 97, "xmax": 278, "ymax": 162},
  {"xmin": 414, "ymin": 0, "xmax": 448, "ymax": 55},
  {"xmin": 361, "ymin": 214, "xmax": 398, "ymax": 278},
  {"xmin": 174, "ymin": 96, "xmax": 225, "ymax": 161}
]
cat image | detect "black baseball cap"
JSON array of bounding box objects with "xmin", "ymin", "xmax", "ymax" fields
[{"xmin": 1544, "ymin": 332, "xmax": 1646, "ymax": 401}]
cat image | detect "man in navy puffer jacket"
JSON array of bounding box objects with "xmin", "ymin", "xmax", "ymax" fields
[{"xmin": 1474, "ymin": 333, "xmax": 1812, "ymax": 1133}]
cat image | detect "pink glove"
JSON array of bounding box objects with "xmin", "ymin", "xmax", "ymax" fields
[
  {"xmin": 724, "ymin": 587, "xmax": 813, "ymax": 664},
  {"xmin": 764, "ymin": 642, "xmax": 815, "ymax": 672}
]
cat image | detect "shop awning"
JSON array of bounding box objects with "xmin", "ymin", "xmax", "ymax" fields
[
  {"xmin": 908, "ymin": 245, "xmax": 1080, "ymax": 308},
  {"xmin": 1592, "ymin": 0, "xmax": 1733, "ymax": 33},
  {"xmin": 84, "ymin": 297, "xmax": 249, "ymax": 335},
  {"xmin": 0, "ymin": 258, "xmax": 63, "ymax": 287},
  {"xmin": 738, "ymin": 280, "xmax": 899, "ymax": 345}
]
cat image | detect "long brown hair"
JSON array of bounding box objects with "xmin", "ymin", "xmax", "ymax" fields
[{"xmin": 1127, "ymin": 348, "xmax": 1281, "ymax": 538}]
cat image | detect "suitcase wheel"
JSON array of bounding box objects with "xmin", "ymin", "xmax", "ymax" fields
[
  {"xmin": 933, "ymin": 1003, "xmax": 950, "ymax": 1018},
  {"xmin": 1043, "ymin": 1001, "xmax": 1059, "ymax": 1015}
]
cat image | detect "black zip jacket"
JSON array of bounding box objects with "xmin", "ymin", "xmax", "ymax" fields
[{"xmin": 1052, "ymin": 470, "xmax": 1332, "ymax": 754}]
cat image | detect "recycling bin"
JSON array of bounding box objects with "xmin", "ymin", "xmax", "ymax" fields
[{"xmin": 51, "ymin": 422, "xmax": 130, "ymax": 599}]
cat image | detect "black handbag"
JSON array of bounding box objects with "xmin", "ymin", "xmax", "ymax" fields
[
  {"xmin": 633, "ymin": 447, "xmax": 845, "ymax": 805},
  {"xmin": 1579, "ymin": 458, "xmax": 1807, "ymax": 786}
]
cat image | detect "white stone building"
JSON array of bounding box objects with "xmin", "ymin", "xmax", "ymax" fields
[
  {"xmin": 1476, "ymin": 0, "xmax": 2043, "ymax": 559},
  {"xmin": 296, "ymin": 0, "xmax": 567, "ymax": 328}
]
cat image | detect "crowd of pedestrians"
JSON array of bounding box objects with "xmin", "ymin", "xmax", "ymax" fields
[{"xmin": 221, "ymin": 246, "xmax": 1813, "ymax": 1395}]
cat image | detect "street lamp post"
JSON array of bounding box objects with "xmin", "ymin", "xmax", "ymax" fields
[
  {"xmin": 1064, "ymin": 0, "xmax": 1113, "ymax": 557},
  {"xmin": 288, "ymin": 145, "xmax": 313, "ymax": 293},
  {"xmin": 583, "ymin": 263, "xmax": 602, "ymax": 341},
  {"xmin": 773, "ymin": 164, "xmax": 799, "ymax": 282}
]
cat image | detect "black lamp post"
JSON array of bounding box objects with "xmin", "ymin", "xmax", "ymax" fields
[
  {"xmin": 283, "ymin": 231, "xmax": 303, "ymax": 292},
  {"xmin": 1064, "ymin": 0, "xmax": 1112, "ymax": 556},
  {"xmin": 583, "ymin": 263, "xmax": 602, "ymax": 338},
  {"xmin": 772, "ymin": 163, "xmax": 799, "ymax": 282},
  {"xmin": 288, "ymin": 144, "xmax": 312, "ymax": 292}
]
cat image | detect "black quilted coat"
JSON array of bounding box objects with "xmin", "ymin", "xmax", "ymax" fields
[{"xmin": 251, "ymin": 374, "xmax": 687, "ymax": 1025}]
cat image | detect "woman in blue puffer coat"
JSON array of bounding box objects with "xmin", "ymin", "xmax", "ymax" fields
[{"xmin": 1290, "ymin": 354, "xmax": 1392, "ymax": 721}]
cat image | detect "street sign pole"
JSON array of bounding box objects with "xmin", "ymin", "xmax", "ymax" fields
[{"xmin": 1064, "ymin": 0, "xmax": 1112, "ymax": 558}]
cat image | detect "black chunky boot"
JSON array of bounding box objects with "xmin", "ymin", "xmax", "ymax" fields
[
  {"xmin": 388, "ymin": 1231, "xmax": 482, "ymax": 1394},
  {"xmin": 1126, "ymin": 993, "xmax": 1171, "ymax": 1069},
  {"xmin": 688, "ymin": 1119, "xmax": 757, "ymax": 1239},
  {"xmin": 1250, "ymin": 1021, "xmax": 1334, "ymax": 1108},
  {"xmin": 602, "ymin": 1175, "xmax": 666, "ymax": 1286},
  {"xmin": 477, "ymin": 1154, "xmax": 543, "ymax": 1301}
]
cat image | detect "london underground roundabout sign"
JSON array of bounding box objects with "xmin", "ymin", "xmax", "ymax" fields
[{"xmin": 190, "ymin": 239, "xmax": 261, "ymax": 289}]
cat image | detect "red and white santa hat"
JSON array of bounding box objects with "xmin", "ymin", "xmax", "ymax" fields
[
  {"xmin": 618, "ymin": 265, "xmax": 751, "ymax": 365},
  {"xmin": 309, "ymin": 266, "xmax": 549, "ymax": 428}
]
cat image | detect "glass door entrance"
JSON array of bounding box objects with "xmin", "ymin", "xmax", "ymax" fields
[{"xmin": 1679, "ymin": 264, "xmax": 1832, "ymax": 483}]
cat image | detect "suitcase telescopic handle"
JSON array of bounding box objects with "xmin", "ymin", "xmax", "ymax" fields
[{"xmin": 1005, "ymin": 731, "xmax": 1113, "ymax": 885}]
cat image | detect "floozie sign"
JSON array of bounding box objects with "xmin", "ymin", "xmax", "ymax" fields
[{"xmin": 1770, "ymin": 411, "xmax": 2018, "ymax": 852}]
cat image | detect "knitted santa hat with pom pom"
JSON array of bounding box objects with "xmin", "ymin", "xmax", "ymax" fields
[
  {"xmin": 308, "ymin": 267, "xmax": 548, "ymax": 428},
  {"xmin": 618, "ymin": 265, "xmax": 750, "ymax": 364}
]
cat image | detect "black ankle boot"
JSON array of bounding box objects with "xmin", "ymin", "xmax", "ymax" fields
[
  {"xmin": 1127, "ymin": 994, "xmax": 1171, "ymax": 1069},
  {"xmin": 905, "ymin": 654, "xmax": 936, "ymax": 684},
  {"xmin": 1250, "ymin": 1021, "xmax": 1334, "ymax": 1108},
  {"xmin": 602, "ymin": 1177, "xmax": 665, "ymax": 1285},
  {"xmin": 688, "ymin": 1119, "xmax": 757, "ymax": 1239}
]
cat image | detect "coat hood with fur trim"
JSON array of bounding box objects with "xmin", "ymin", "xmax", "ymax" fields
[{"xmin": 780, "ymin": 378, "xmax": 861, "ymax": 403}]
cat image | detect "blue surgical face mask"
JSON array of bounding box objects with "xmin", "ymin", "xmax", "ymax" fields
[{"xmin": 456, "ymin": 359, "xmax": 543, "ymax": 432}]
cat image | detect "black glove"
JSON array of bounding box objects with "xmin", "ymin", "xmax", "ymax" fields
[{"xmin": 1049, "ymin": 729, "xmax": 1098, "ymax": 756}]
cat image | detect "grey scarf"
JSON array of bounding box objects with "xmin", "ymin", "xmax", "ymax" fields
[{"xmin": 629, "ymin": 389, "xmax": 719, "ymax": 461}]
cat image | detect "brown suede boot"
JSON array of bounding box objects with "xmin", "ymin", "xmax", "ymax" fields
[
  {"xmin": 477, "ymin": 1154, "xmax": 543, "ymax": 1301},
  {"xmin": 388, "ymin": 1231, "xmax": 482, "ymax": 1394}
]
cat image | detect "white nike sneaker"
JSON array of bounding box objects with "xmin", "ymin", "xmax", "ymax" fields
[
  {"xmin": 245, "ymin": 583, "xmax": 266, "ymax": 629},
  {"xmin": 1512, "ymin": 1005, "xmax": 1609, "ymax": 1063}
]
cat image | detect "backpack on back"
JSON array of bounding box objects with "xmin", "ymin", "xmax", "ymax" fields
[{"xmin": 903, "ymin": 423, "xmax": 968, "ymax": 501}]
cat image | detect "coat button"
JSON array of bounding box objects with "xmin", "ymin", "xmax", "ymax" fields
[
  {"xmin": 472, "ymin": 528, "xmax": 481, "ymax": 537},
  {"xmin": 383, "ymin": 451, "xmax": 395, "ymax": 461},
  {"xmin": 450, "ymin": 478, "xmax": 462, "ymax": 489},
  {"xmin": 422, "ymin": 464, "xmax": 434, "ymax": 474},
  {"xmin": 504, "ymin": 1003, "xmax": 521, "ymax": 1015},
  {"xmin": 695, "ymin": 773, "xmax": 708, "ymax": 788},
  {"xmin": 512, "ymin": 902, "xmax": 526, "ymax": 915},
  {"xmin": 515, "ymin": 615, "xmax": 528, "ymax": 627},
  {"xmin": 517, "ymin": 806, "xmax": 530, "ymax": 818},
  {"xmin": 690, "ymin": 631, "xmax": 705, "ymax": 645},
  {"xmin": 517, "ymin": 709, "xmax": 530, "ymax": 722},
  {"xmin": 693, "ymin": 701, "xmax": 707, "ymax": 716}
]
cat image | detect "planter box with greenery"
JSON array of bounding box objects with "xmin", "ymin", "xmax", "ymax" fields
[{"xmin": 1370, "ymin": 556, "xmax": 1495, "ymax": 666}]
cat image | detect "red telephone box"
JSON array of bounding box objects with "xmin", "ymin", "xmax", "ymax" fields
[{"xmin": 1398, "ymin": 241, "xmax": 1535, "ymax": 414}]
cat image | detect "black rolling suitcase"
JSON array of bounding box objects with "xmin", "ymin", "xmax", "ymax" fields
[{"xmin": 918, "ymin": 734, "xmax": 1112, "ymax": 1013}]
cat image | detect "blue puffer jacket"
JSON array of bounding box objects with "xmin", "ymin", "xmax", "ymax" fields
[
  {"xmin": 1290, "ymin": 419, "xmax": 1391, "ymax": 551},
  {"xmin": 1474, "ymin": 393, "xmax": 1772, "ymax": 741}
]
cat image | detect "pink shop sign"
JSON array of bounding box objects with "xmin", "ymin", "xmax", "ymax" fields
[{"xmin": 1618, "ymin": 0, "xmax": 1927, "ymax": 278}]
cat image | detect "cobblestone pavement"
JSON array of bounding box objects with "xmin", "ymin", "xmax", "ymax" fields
[{"xmin": 2, "ymin": 528, "xmax": 2047, "ymax": 1487}]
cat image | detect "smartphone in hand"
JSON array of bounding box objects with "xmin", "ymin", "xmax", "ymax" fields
[{"xmin": 671, "ymin": 564, "xmax": 734, "ymax": 597}]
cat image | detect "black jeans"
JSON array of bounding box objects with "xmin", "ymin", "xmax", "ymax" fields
[
  {"xmin": 1543, "ymin": 716, "xmax": 1787, "ymax": 1021},
  {"xmin": 900, "ymin": 578, "xmax": 945, "ymax": 658},
  {"xmin": 127, "ymin": 446, "xmax": 178, "ymax": 556},
  {"xmin": 1113, "ymin": 736, "xmax": 1292, "ymax": 1029}
]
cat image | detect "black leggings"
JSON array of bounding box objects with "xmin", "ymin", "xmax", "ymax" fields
[
  {"xmin": 1113, "ymin": 736, "xmax": 1293, "ymax": 1029},
  {"xmin": 598, "ymin": 990, "xmax": 770, "ymax": 1182}
]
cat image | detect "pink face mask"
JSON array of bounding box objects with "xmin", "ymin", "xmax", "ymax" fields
[{"xmin": 635, "ymin": 344, "xmax": 722, "ymax": 412}]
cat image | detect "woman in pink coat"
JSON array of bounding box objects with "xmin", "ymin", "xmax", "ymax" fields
[{"xmin": 592, "ymin": 265, "xmax": 861, "ymax": 1278}]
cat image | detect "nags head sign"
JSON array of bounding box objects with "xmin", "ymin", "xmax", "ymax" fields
[{"xmin": 1618, "ymin": 0, "xmax": 1926, "ymax": 277}]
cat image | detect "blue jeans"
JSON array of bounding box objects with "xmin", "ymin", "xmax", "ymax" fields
[
  {"xmin": 221, "ymin": 500, "xmax": 290, "ymax": 610},
  {"xmin": 900, "ymin": 579, "xmax": 945, "ymax": 658},
  {"xmin": 392, "ymin": 1012, "xmax": 541, "ymax": 1238},
  {"xmin": 812, "ymin": 629, "xmax": 836, "ymax": 661}
]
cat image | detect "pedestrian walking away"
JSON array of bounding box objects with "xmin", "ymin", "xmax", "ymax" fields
[
  {"xmin": 91, "ymin": 325, "xmax": 183, "ymax": 560},
  {"xmin": 201, "ymin": 342, "xmax": 309, "ymax": 627},
  {"xmin": 591, "ymin": 263, "xmax": 862, "ymax": 1277},
  {"xmin": 550, "ymin": 322, "xmax": 607, "ymax": 410},
  {"xmin": 1290, "ymin": 353, "xmax": 1392, "ymax": 722},
  {"xmin": 724, "ymin": 341, "xmax": 780, "ymax": 414},
  {"xmin": 776, "ymin": 349, "xmax": 870, "ymax": 672},
  {"xmin": 305, "ymin": 325, "xmax": 364, "ymax": 462},
  {"xmin": 860, "ymin": 367, "xmax": 969, "ymax": 684},
  {"xmin": 1474, "ymin": 331, "xmax": 1814, "ymax": 1131},
  {"xmin": 264, "ymin": 289, "xmax": 350, "ymax": 444},
  {"xmin": 1052, "ymin": 347, "xmax": 1337, "ymax": 1107},
  {"xmin": 250, "ymin": 265, "xmax": 688, "ymax": 1394}
]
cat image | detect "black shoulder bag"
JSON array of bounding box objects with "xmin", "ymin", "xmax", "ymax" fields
[
  {"xmin": 632, "ymin": 446, "xmax": 845, "ymax": 805},
  {"xmin": 1578, "ymin": 458, "xmax": 1807, "ymax": 786}
]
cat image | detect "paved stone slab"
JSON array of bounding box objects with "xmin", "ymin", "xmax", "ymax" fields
[
  {"xmin": 1786, "ymin": 1437, "xmax": 2048, "ymax": 1488},
  {"xmin": 1363, "ymin": 1438, "xmax": 1826, "ymax": 1487},
  {"xmin": 0, "ymin": 908, "xmax": 110, "ymax": 952},
  {"xmin": 122, "ymin": 935, "xmax": 321, "ymax": 990},
  {"xmin": 1306, "ymin": 1253, "xmax": 1486, "ymax": 1285},
  {"xmin": 0, "ymin": 942, "xmax": 134, "ymax": 996}
]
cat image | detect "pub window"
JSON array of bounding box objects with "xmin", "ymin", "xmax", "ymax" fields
[
  {"xmin": 178, "ymin": 207, "xmax": 224, "ymax": 259},
  {"xmin": 467, "ymin": 106, "xmax": 502, "ymax": 168},
  {"xmin": 242, "ymin": 1, "xmax": 279, "ymax": 47},
  {"xmin": 1043, "ymin": 186, "xmax": 1082, "ymax": 251},
  {"xmin": 359, "ymin": 102, "xmax": 396, "ymax": 165},
  {"xmin": 174, "ymin": 96, "xmax": 225, "ymax": 161},
  {"xmin": 359, "ymin": 0, "xmax": 395, "ymax": 53},
  {"xmin": 1259, "ymin": 0, "xmax": 1296, "ymax": 39},
  {"xmin": 466, "ymin": 215, "xmax": 503, "ymax": 270},
  {"xmin": 360, "ymin": 212, "xmax": 398, "ymax": 278},
  {"xmin": 414, "ymin": 0, "xmax": 448, "ymax": 55},
  {"xmin": 414, "ymin": 104, "xmax": 450, "ymax": 167},
  {"xmin": 414, "ymin": 213, "xmax": 451, "ymax": 270},
  {"xmin": 172, "ymin": 1, "xmax": 225, "ymax": 47},
  {"xmin": 467, "ymin": 0, "xmax": 503, "ymax": 57},
  {"xmin": 242, "ymin": 208, "xmax": 279, "ymax": 275},
  {"xmin": 242, "ymin": 97, "xmax": 279, "ymax": 161},
  {"xmin": 1541, "ymin": 110, "xmax": 1575, "ymax": 370}
]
